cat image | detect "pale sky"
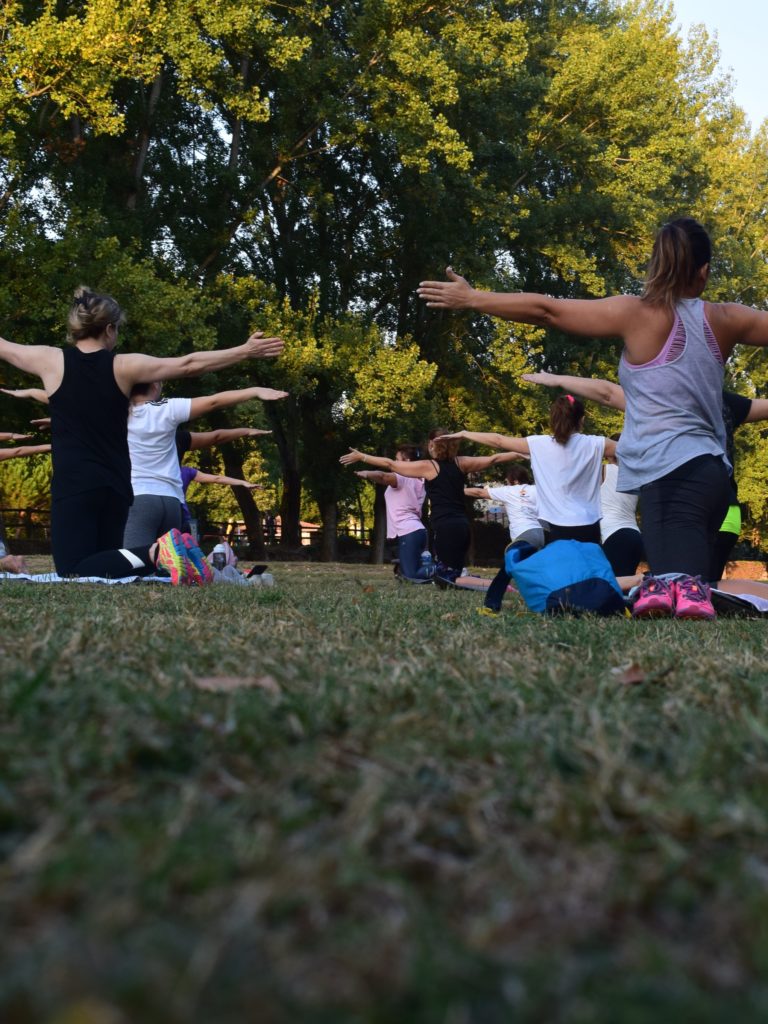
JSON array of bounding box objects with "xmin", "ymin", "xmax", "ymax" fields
[{"xmin": 672, "ymin": 0, "xmax": 768, "ymax": 132}]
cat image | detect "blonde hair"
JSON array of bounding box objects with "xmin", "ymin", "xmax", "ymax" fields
[
  {"xmin": 67, "ymin": 286, "xmax": 125, "ymax": 343},
  {"xmin": 642, "ymin": 218, "xmax": 712, "ymax": 310},
  {"xmin": 428, "ymin": 428, "xmax": 460, "ymax": 460}
]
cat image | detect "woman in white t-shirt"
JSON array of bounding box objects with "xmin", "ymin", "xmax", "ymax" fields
[
  {"xmin": 465, "ymin": 462, "xmax": 544, "ymax": 614},
  {"xmin": 123, "ymin": 381, "xmax": 287, "ymax": 547},
  {"xmin": 601, "ymin": 444, "xmax": 644, "ymax": 576},
  {"xmin": 447, "ymin": 395, "xmax": 616, "ymax": 545}
]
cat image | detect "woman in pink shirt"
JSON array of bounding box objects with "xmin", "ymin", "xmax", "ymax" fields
[{"xmin": 355, "ymin": 443, "xmax": 431, "ymax": 580}]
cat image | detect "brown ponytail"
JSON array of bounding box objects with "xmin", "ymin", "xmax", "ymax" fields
[
  {"xmin": 549, "ymin": 395, "xmax": 584, "ymax": 445},
  {"xmin": 642, "ymin": 218, "xmax": 712, "ymax": 309},
  {"xmin": 67, "ymin": 286, "xmax": 125, "ymax": 343}
]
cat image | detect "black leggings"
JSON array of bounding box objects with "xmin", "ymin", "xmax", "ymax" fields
[
  {"xmin": 639, "ymin": 454, "xmax": 730, "ymax": 581},
  {"xmin": 431, "ymin": 517, "xmax": 470, "ymax": 574},
  {"xmin": 602, "ymin": 528, "xmax": 645, "ymax": 577},
  {"xmin": 712, "ymin": 530, "xmax": 739, "ymax": 584},
  {"xmin": 484, "ymin": 529, "xmax": 546, "ymax": 612},
  {"xmin": 544, "ymin": 521, "xmax": 601, "ymax": 545},
  {"xmin": 51, "ymin": 488, "xmax": 153, "ymax": 578}
]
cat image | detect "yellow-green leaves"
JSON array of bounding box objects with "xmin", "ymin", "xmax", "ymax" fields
[{"xmin": 1, "ymin": 0, "xmax": 161, "ymax": 141}]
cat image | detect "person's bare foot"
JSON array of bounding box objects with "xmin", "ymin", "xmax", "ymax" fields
[
  {"xmin": 0, "ymin": 554, "xmax": 28, "ymax": 574},
  {"xmin": 616, "ymin": 573, "xmax": 643, "ymax": 593}
]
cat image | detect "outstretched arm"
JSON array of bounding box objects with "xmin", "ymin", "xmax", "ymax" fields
[
  {"xmin": 188, "ymin": 386, "xmax": 288, "ymax": 419},
  {"xmin": 465, "ymin": 486, "xmax": 492, "ymax": 499},
  {"xmin": 458, "ymin": 451, "xmax": 530, "ymax": 472},
  {"xmin": 417, "ymin": 268, "xmax": 635, "ymax": 338},
  {"xmin": 522, "ymin": 372, "xmax": 626, "ymax": 411},
  {"xmin": 0, "ymin": 339, "xmax": 61, "ymax": 388},
  {"xmin": 743, "ymin": 398, "xmax": 768, "ymax": 423},
  {"xmin": 0, "ymin": 431, "xmax": 33, "ymax": 441},
  {"xmin": 355, "ymin": 469, "xmax": 399, "ymax": 487},
  {"xmin": 115, "ymin": 332, "xmax": 284, "ymax": 390},
  {"xmin": 444, "ymin": 430, "xmax": 530, "ymax": 455},
  {"xmin": 188, "ymin": 470, "xmax": 262, "ymax": 489},
  {"xmin": 340, "ymin": 448, "xmax": 437, "ymax": 480},
  {"xmin": 1, "ymin": 387, "xmax": 50, "ymax": 405},
  {"xmin": 0, "ymin": 443, "xmax": 51, "ymax": 461},
  {"xmin": 707, "ymin": 303, "xmax": 768, "ymax": 355},
  {"xmin": 187, "ymin": 427, "xmax": 272, "ymax": 450}
]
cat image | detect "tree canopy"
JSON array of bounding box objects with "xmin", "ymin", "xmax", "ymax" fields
[{"xmin": 2, "ymin": 0, "xmax": 768, "ymax": 550}]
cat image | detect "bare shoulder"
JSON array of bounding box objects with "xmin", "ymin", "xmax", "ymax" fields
[
  {"xmin": 114, "ymin": 352, "xmax": 150, "ymax": 370},
  {"xmin": 114, "ymin": 351, "xmax": 159, "ymax": 382},
  {"xmin": 704, "ymin": 301, "xmax": 768, "ymax": 351},
  {"xmin": 705, "ymin": 301, "xmax": 754, "ymax": 329},
  {"xmin": 0, "ymin": 343, "xmax": 64, "ymax": 387}
]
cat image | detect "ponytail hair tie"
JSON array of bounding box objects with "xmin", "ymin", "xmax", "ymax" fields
[{"xmin": 565, "ymin": 394, "xmax": 575, "ymax": 404}]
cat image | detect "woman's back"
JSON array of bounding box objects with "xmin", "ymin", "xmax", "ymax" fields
[
  {"xmin": 527, "ymin": 433, "xmax": 604, "ymax": 526},
  {"xmin": 384, "ymin": 474, "xmax": 425, "ymax": 537},
  {"xmin": 617, "ymin": 298, "xmax": 727, "ymax": 492},
  {"xmin": 485, "ymin": 482, "xmax": 540, "ymax": 541},
  {"xmin": 600, "ymin": 463, "xmax": 639, "ymax": 542},
  {"xmin": 48, "ymin": 347, "xmax": 131, "ymax": 500},
  {"xmin": 128, "ymin": 397, "xmax": 192, "ymax": 500},
  {"xmin": 425, "ymin": 459, "xmax": 466, "ymax": 522}
]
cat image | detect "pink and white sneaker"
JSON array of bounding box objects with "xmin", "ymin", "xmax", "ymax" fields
[
  {"xmin": 631, "ymin": 576, "xmax": 675, "ymax": 619},
  {"xmin": 674, "ymin": 575, "xmax": 716, "ymax": 620}
]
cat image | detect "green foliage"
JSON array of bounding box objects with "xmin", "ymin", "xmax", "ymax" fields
[
  {"xmin": 0, "ymin": 452, "xmax": 51, "ymax": 508},
  {"xmin": 0, "ymin": 0, "xmax": 161, "ymax": 150}
]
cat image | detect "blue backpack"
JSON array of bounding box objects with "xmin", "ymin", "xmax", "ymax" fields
[{"xmin": 505, "ymin": 540, "xmax": 626, "ymax": 616}]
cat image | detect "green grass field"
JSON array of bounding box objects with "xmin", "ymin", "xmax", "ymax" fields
[{"xmin": 3, "ymin": 561, "xmax": 768, "ymax": 1023}]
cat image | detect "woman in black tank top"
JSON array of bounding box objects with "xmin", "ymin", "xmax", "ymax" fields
[
  {"xmin": 0, "ymin": 286, "xmax": 283, "ymax": 581},
  {"xmin": 341, "ymin": 428, "xmax": 525, "ymax": 584}
]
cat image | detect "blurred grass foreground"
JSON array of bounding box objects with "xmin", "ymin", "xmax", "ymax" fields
[{"xmin": 2, "ymin": 562, "xmax": 768, "ymax": 1023}]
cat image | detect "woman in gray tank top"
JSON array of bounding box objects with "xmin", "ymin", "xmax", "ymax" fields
[{"xmin": 418, "ymin": 218, "xmax": 768, "ymax": 620}]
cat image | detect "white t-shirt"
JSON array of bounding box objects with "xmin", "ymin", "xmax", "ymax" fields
[
  {"xmin": 485, "ymin": 483, "xmax": 540, "ymax": 541},
  {"xmin": 385, "ymin": 474, "xmax": 426, "ymax": 537},
  {"xmin": 128, "ymin": 398, "xmax": 192, "ymax": 500},
  {"xmin": 526, "ymin": 433, "xmax": 605, "ymax": 526},
  {"xmin": 600, "ymin": 462, "xmax": 639, "ymax": 542}
]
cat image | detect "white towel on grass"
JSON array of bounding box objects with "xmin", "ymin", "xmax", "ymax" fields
[{"xmin": 0, "ymin": 572, "xmax": 171, "ymax": 585}]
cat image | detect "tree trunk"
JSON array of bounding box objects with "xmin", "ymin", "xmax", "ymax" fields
[
  {"xmin": 319, "ymin": 500, "xmax": 338, "ymax": 562},
  {"xmin": 370, "ymin": 485, "xmax": 387, "ymax": 564},
  {"xmin": 127, "ymin": 72, "xmax": 163, "ymax": 210},
  {"xmin": 219, "ymin": 446, "xmax": 266, "ymax": 559},
  {"xmin": 265, "ymin": 406, "xmax": 301, "ymax": 547},
  {"xmin": 227, "ymin": 57, "xmax": 249, "ymax": 172}
]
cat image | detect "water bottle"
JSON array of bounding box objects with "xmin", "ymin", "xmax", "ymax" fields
[
  {"xmin": 211, "ymin": 544, "xmax": 227, "ymax": 571},
  {"xmin": 420, "ymin": 551, "xmax": 434, "ymax": 578}
]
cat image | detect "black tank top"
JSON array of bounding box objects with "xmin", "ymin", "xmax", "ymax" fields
[
  {"xmin": 424, "ymin": 459, "xmax": 467, "ymax": 523},
  {"xmin": 48, "ymin": 347, "xmax": 132, "ymax": 501}
]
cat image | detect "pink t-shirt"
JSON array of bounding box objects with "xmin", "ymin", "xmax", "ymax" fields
[{"xmin": 385, "ymin": 474, "xmax": 426, "ymax": 537}]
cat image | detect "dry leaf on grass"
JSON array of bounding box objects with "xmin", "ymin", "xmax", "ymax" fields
[
  {"xmin": 194, "ymin": 674, "xmax": 281, "ymax": 695},
  {"xmin": 610, "ymin": 662, "xmax": 648, "ymax": 686},
  {"xmin": 610, "ymin": 662, "xmax": 673, "ymax": 686}
]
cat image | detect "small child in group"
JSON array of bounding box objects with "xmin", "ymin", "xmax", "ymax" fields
[{"xmin": 465, "ymin": 464, "xmax": 544, "ymax": 615}]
